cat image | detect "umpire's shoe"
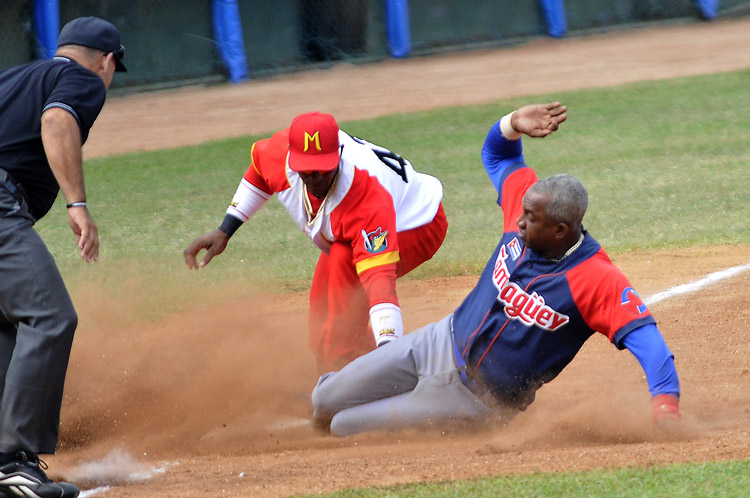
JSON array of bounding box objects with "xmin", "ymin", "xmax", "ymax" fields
[{"xmin": 0, "ymin": 451, "xmax": 79, "ymax": 498}]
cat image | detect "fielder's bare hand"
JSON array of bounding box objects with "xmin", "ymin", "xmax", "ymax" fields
[
  {"xmin": 67, "ymin": 206, "xmax": 99, "ymax": 262},
  {"xmin": 184, "ymin": 229, "xmax": 230, "ymax": 269},
  {"xmin": 510, "ymin": 102, "xmax": 568, "ymax": 138}
]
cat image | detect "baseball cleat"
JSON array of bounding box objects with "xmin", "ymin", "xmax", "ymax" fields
[{"xmin": 0, "ymin": 451, "xmax": 79, "ymax": 498}]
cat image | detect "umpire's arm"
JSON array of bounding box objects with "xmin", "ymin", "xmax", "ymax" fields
[{"xmin": 41, "ymin": 107, "xmax": 99, "ymax": 262}]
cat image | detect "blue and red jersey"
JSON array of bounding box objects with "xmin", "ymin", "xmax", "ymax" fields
[{"xmin": 452, "ymin": 119, "xmax": 677, "ymax": 410}]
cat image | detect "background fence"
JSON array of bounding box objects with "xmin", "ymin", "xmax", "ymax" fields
[{"xmin": 1, "ymin": 0, "xmax": 748, "ymax": 91}]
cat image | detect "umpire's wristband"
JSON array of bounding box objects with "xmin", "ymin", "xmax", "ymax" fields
[
  {"xmin": 66, "ymin": 201, "xmax": 87, "ymax": 209},
  {"xmin": 218, "ymin": 213, "xmax": 243, "ymax": 237}
]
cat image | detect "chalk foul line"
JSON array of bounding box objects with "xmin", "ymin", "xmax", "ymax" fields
[{"xmin": 644, "ymin": 262, "xmax": 750, "ymax": 306}]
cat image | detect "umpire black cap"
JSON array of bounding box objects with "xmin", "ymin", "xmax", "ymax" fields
[{"xmin": 57, "ymin": 16, "xmax": 127, "ymax": 72}]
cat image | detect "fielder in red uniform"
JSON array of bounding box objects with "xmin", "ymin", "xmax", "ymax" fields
[{"xmin": 184, "ymin": 112, "xmax": 447, "ymax": 373}]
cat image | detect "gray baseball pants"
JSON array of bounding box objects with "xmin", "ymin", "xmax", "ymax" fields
[
  {"xmin": 0, "ymin": 171, "xmax": 77, "ymax": 454},
  {"xmin": 312, "ymin": 314, "xmax": 498, "ymax": 436}
]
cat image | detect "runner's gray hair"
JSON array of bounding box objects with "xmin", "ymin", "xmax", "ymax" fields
[{"xmin": 530, "ymin": 174, "xmax": 588, "ymax": 228}]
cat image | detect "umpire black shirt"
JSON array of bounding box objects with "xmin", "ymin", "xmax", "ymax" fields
[{"xmin": 0, "ymin": 56, "xmax": 106, "ymax": 220}]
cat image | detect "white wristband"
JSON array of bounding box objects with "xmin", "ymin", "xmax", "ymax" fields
[
  {"xmin": 500, "ymin": 111, "xmax": 522, "ymax": 140},
  {"xmin": 226, "ymin": 179, "xmax": 271, "ymax": 222},
  {"xmin": 369, "ymin": 303, "xmax": 403, "ymax": 346}
]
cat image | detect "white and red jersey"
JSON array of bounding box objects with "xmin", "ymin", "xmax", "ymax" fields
[{"xmin": 226, "ymin": 127, "xmax": 444, "ymax": 276}]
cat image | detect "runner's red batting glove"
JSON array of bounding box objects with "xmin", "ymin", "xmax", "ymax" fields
[{"xmin": 651, "ymin": 394, "xmax": 681, "ymax": 424}]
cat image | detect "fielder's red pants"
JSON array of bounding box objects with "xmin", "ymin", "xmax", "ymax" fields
[{"xmin": 309, "ymin": 204, "xmax": 448, "ymax": 374}]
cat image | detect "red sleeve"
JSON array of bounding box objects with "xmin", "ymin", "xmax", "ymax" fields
[
  {"xmin": 359, "ymin": 264, "xmax": 399, "ymax": 307},
  {"xmin": 243, "ymin": 128, "xmax": 291, "ymax": 194},
  {"xmin": 332, "ymin": 170, "xmax": 400, "ymax": 269},
  {"xmin": 501, "ymin": 167, "xmax": 538, "ymax": 231},
  {"xmin": 567, "ymin": 248, "xmax": 654, "ymax": 341},
  {"xmin": 330, "ymin": 170, "xmax": 401, "ymax": 306}
]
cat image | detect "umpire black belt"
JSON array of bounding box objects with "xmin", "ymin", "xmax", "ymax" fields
[
  {"xmin": 451, "ymin": 329, "xmax": 491, "ymax": 400},
  {"xmin": 0, "ymin": 168, "xmax": 18, "ymax": 196}
]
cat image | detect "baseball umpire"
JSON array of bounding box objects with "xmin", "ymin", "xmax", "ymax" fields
[
  {"xmin": 311, "ymin": 102, "xmax": 681, "ymax": 436},
  {"xmin": 0, "ymin": 16, "xmax": 127, "ymax": 497},
  {"xmin": 184, "ymin": 112, "xmax": 447, "ymax": 373}
]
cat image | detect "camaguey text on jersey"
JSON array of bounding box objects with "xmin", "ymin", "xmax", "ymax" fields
[{"xmin": 492, "ymin": 244, "xmax": 569, "ymax": 330}]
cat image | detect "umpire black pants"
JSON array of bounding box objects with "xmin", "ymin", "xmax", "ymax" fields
[{"xmin": 0, "ymin": 170, "xmax": 77, "ymax": 454}]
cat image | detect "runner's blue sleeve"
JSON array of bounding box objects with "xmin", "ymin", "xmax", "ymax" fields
[
  {"xmin": 621, "ymin": 323, "xmax": 680, "ymax": 398},
  {"xmin": 481, "ymin": 119, "xmax": 526, "ymax": 194}
]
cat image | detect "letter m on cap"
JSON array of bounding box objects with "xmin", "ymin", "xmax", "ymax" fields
[{"xmin": 304, "ymin": 131, "xmax": 322, "ymax": 152}]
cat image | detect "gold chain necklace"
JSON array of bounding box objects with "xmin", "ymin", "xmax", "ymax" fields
[
  {"xmin": 302, "ymin": 174, "xmax": 338, "ymax": 227},
  {"xmin": 551, "ymin": 232, "xmax": 585, "ymax": 262}
]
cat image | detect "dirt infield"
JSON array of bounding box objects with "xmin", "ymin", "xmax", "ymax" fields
[{"xmin": 48, "ymin": 18, "xmax": 750, "ymax": 497}]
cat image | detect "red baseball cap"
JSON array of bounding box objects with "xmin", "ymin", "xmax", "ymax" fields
[{"xmin": 288, "ymin": 112, "xmax": 341, "ymax": 172}]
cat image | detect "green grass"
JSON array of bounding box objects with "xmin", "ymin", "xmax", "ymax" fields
[
  {"xmin": 34, "ymin": 69, "xmax": 750, "ymax": 496},
  {"xmin": 297, "ymin": 460, "xmax": 750, "ymax": 497}
]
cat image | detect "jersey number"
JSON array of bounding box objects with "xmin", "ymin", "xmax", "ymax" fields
[{"xmin": 351, "ymin": 135, "xmax": 409, "ymax": 183}]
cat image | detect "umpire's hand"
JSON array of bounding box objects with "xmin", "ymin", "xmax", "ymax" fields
[
  {"xmin": 184, "ymin": 229, "xmax": 230, "ymax": 269},
  {"xmin": 68, "ymin": 205, "xmax": 99, "ymax": 262}
]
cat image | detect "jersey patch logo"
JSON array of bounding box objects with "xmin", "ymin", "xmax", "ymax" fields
[
  {"xmin": 493, "ymin": 246, "xmax": 569, "ymax": 331},
  {"xmin": 507, "ymin": 237, "xmax": 522, "ymax": 260},
  {"xmin": 362, "ymin": 227, "xmax": 389, "ymax": 254},
  {"xmin": 620, "ymin": 287, "xmax": 648, "ymax": 315}
]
